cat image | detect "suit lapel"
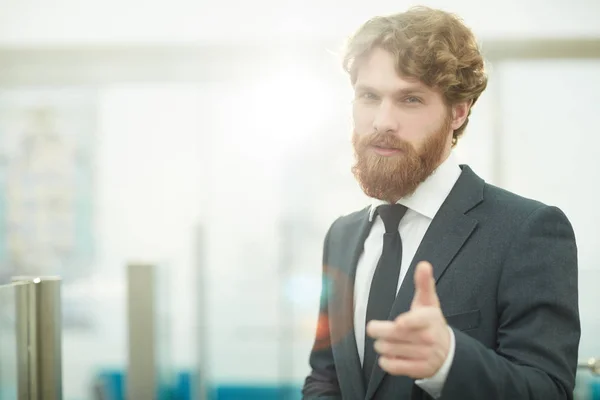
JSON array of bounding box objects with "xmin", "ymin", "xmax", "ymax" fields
[
  {"xmin": 329, "ymin": 208, "xmax": 373, "ymax": 399},
  {"xmin": 365, "ymin": 165, "xmax": 484, "ymax": 400}
]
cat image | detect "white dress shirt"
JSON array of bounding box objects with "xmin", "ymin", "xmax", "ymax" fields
[{"xmin": 353, "ymin": 151, "xmax": 461, "ymax": 399}]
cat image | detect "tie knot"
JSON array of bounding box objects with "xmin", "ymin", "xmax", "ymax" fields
[{"xmin": 376, "ymin": 204, "xmax": 408, "ymax": 233}]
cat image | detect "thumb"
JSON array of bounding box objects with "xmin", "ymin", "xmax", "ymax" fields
[{"xmin": 411, "ymin": 261, "xmax": 440, "ymax": 309}]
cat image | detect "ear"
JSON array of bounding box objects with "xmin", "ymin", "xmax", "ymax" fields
[{"xmin": 450, "ymin": 100, "xmax": 472, "ymax": 131}]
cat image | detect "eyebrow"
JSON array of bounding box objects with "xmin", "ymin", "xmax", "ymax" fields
[{"xmin": 354, "ymin": 83, "xmax": 428, "ymax": 96}]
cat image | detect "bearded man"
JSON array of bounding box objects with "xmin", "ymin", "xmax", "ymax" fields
[{"xmin": 302, "ymin": 6, "xmax": 580, "ymax": 400}]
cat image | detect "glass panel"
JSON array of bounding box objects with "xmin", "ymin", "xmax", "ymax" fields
[
  {"xmin": 0, "ymin": 283, "xmax": 18, "ymax": 400},
  {"xmin": 497, "ymin": 59, "xmax": 600, "ymax": 272},
  {"xmin": 497, "ymin": 58, "xmax": 600, "ymax": 355},
  {"xmin": 497, "ymin": 59, "xmax": 600, "ymax": 399}
]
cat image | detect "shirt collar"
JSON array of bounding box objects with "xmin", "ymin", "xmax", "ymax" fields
[{"xmin": 368, "ymin": 151, "xmax": 462, "ymax": 221}]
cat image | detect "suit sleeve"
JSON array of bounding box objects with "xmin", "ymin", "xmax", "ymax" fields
[
  {"xmin": 439, "ymin": 205, "xmax": 580, "ymax": 400},
  {"xmin": 302, "ymin": 220, "xmax": 343, "ymax": 400}
]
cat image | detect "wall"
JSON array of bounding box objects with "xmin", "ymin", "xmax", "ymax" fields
[{"xmin": 0, "ymin": 0, "xmax": 599, "ymax": 46}]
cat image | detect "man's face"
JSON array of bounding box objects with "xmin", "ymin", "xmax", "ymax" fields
[{"xmin": 351, "ymin": 48, "xmax": 465, "ymax": 203}]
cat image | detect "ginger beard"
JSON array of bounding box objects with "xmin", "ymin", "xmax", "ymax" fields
[{"xmin": 351, "ymin": 113, "xmax": 453, "ymax": 203}]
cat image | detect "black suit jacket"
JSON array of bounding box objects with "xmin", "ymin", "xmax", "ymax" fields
[{"xmin": 302, "ymin": 165, "xmax": 580, "ymax": 400}]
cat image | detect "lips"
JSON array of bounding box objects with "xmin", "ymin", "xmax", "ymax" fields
[
  {"xmin": 373, "ymin": 145, "xmax": 399, "ymax": 151},
  {"xmin": 371, "ymin": 146, "xmax": 402, "ymax": 156}
]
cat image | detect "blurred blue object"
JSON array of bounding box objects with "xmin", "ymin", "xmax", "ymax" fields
[
  {"xmin": 173, "ymin": 371, "xmax": 192, "ymax": 400},
  {"xmin": 97, "ymin": 369, "xmax": 125, "ymax": 400},
  {"xmin": 94, "ymin": 369, "xmax": 195, "ymax": 400},
  {"xmin": 591, "ymin": 376, "xmax": 600, "ymax": 400},
  {"xmin": 157, "ymin": 384, "xmax": 173, "ymax": 400},
  {"xmin": 93, "ymin": 368, "xmax": 308, "ymax": 400},
  {"xmin": 211, "ymin": 385, "xmax": 302, "ymax": 400}
]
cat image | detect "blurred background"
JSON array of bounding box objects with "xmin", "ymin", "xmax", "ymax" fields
[{"xmin": 0, "ymin": 0, "xmax": 599, "ymax": 399}]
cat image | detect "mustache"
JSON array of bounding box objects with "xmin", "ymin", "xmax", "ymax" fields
[{"xmin": 360, "ymin": 132, "xmax": 410, "ymax": 151}]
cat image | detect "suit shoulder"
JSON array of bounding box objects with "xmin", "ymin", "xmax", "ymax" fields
[
  {"xmin": 338, "ymin": 206, "xmax": 371, "ymax": 221},
  {"xmin": 326, "ymin": 206, "xmax": 370, "ymax": 234},
  {"xmin": 481, "ymin": 182, "xmax": 572, "ymax": 226},
  {"xmin": 483, "ymin": 182, "xmax": 547, "ymax": 214}
]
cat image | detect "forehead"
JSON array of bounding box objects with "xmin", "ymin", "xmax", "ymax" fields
[{"xmin": 354, "ymin": 47, "xmax": 431, "ymax": 93}]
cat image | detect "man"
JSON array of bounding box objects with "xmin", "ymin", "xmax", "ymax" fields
[{"xmin": 302, "ymin": 6, "xmax": 580, "ymax": 400}]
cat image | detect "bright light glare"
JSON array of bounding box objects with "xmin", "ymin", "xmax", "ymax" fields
[
  {"xmin": 283, "ymin": 274, "xmax": 321, "ymax": 308},
  {"xmin": 239, "ymin": 68, "xmax": 336, "ymax": 159}
]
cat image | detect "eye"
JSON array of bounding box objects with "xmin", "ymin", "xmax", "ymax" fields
[
  {"xmin": 404, "ymin": 96, "xmax": 422, "ymax": 104},
  {"xmin": 356, "ymin": 92, "xmax": 379, "ymax": 101}
]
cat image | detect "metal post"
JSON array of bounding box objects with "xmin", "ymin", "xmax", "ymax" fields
[
  {"xmin": 15, "ymin": 281, "xmax": 35, "ymax": 400},
  {"xmin": 13, "ymin": 276, "xmax": 62, "ymax": 400},
  {"xmin": 127, "ymin": 263, "xmax": 157, "ymax": 400}
]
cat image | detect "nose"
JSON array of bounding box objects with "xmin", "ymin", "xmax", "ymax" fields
[{"xmin": 373, "ymin": 100, "xmax": 398, "ymax": 134}]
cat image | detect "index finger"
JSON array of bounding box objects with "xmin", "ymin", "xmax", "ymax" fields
[
  {"xmin": 394, "ymin": 307, "xmax": 436, "ymax": 331},
  {"xmin": 366, "ymin": 320, "xmax": 399, "ymax": 340}
]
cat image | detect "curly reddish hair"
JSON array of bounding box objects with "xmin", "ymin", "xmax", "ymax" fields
[{"xmin": 342, "ymin": 6, "xmax": 488, "ymax": 145}]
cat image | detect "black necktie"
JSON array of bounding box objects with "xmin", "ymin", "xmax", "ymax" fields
[{"xmin": 363, "ymin": 203, "xmax": 408, "ymax": 384}]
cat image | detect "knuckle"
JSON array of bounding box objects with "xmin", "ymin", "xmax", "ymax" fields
[
  {"xmin": 418, "ymin": 346, "xmax": 431, "ymax": 359},
  {"xmin": 420, "ymin": 331, "xmax": 436, "ymax": 345},
  {"xmin": 394, "ymin": 319, "xmax": 406, "ymax": 332},
  {"xmin": 375, "ymin": 340, "xmax": 389, "ymax": 354},
  {"xmin": 424, "ymin": 346, "xmax": 436, "ymax": 360}
]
